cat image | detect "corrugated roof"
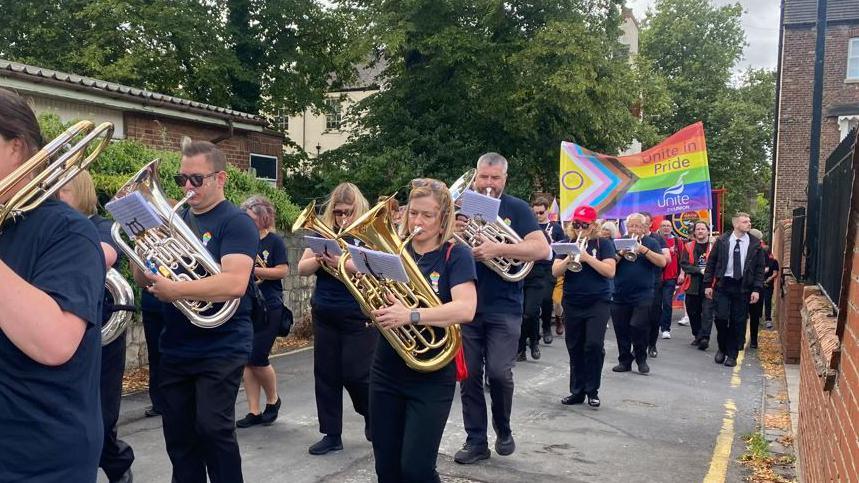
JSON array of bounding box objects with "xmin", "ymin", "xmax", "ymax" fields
[
  {"xmin": 0, "ymin": 59, "xmax": 266, "ymax": 125},
  {"xmin": 784, "ymin": 0, "xmax": 859, "ymax": 25}
]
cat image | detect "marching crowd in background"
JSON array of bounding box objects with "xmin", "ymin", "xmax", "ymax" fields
[{"xmin": 0, "ymin": 87, "xmax": 781, "ymax": 483}]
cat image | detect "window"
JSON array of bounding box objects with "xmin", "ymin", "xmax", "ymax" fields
[
  {"xmin": 325, "ymin": 98, "xmax": 342, "ymax": 131},
  {"xmin": 848, "ymin": 38, "xmax": 859, "ymax": 80},
  {"xmin": 275, "ymin": 109, "xmax": 289, "ymax": 134},
  {"xmin": 249, "ymin": 153, "xmax": 278, "ymax": 185}
]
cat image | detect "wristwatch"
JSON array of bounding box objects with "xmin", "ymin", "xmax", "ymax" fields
[{"xmin": 410, "ymin": 310, "xmax": 421, "ymax": 324}]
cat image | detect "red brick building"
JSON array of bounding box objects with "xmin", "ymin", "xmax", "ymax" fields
[{"xmin": 0, "ymin": 59, "xmax": 284, "ymax": 185}]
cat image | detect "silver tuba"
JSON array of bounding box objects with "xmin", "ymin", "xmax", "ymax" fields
[
  {"xmin": 102, "ymin": 268, "xmax": 135, "ymax": 345},
  {"xmin": 108, "ymin": 159, "xmax": 239, "ymax": 328},
  {"xmin": 449, "ymin": 169, "xmax": 534, "ymax": 282}
]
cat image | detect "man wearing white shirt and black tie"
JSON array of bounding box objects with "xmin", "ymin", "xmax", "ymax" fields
[{"xmin": 703, "ymin": 213, "xmax": 766, "ymax": 367}]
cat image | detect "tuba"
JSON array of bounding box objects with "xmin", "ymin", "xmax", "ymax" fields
[
  {"xmin": 102, "ymin": 268, "xmax": 135, "ymax": 346},
  {"xmin": 108, "ymin": 159, "xmax": 238, "ymax": 328},
  {"xmin": 291, "ymin": 200, "xmax": 347, "ymax": 280},
  {"xmin": 336, "ymin": 196, "xmax": 461, "ymax": 373},
  {"xmin": 449, "ymin": 169, "xmax": 534, "ymax": 282}
]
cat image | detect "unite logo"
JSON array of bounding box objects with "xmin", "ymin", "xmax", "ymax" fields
[{"xmin": 658, "ymin": 172, "xmax": 691, "ymax": 212}]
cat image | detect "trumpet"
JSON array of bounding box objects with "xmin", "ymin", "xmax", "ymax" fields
[
  {"xmin": 619, "ymin": 234, "xmax": 642, "ymax": 262},
  {"xmin": 567, "ymin": 235, "xmax": 588, "ymax": 272}
]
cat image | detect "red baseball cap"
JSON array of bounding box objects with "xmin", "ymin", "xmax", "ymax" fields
[{"xmin": 572, "ymin": 205, "xmax": 597, "ymax": 223}]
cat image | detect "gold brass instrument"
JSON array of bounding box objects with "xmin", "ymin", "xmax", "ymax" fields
[
  {"xmin": 254, "ymin": 254, "xmax": 266, "ymax": 284},
  {"xmin": 102, "ymin": 268, "xmax": 135, "ymax": 346},
  {"xmin": 448, "ymin": 169, "xmax": 533, "ymax": 283},
  {"xmin": 567, "ymin": 235, "xmax": 588, "ymax": 272},
  {"xmin": 620, "ymin": 234, "xmax": 642, "ymax": 262},
  {"xmin": 0, "ymin": 120, "xmax": 113, "ymax": 230},
  {"xmin": 291, "ymin": 200, "xmax": 347, "ymax": 280},
  {"xmin": 108, "ymin": 159, "xmax": 238, "ymax": 329},
  {"xmin": 335, "ymin": 196, "xmax": 461, "ymax": 373}
]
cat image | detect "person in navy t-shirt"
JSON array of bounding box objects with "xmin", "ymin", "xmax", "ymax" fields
[
  {"xmin": 552, "ymin": 205, "xmax": 616, "ymax": 408},
  {"xmin": 297, "ymin": 182, "xmax": 378, "ymax": 456},
  {"xmin": 59, "ymin": 169, "xmax": 135, "ymax": 483},
  {"xmin": 0, "ymin": 89, "xmax": 106, "ymax": 482},
  {"xmin": 610, "ymin": 213, "xmax": 667, "ymax": 375},
  {"xmin": 235, "ymin": 195, "xmax": 290, "ymax": 429},
  {"xmin": 133, "ymin": 141, "xmax": 258, "ymax": 483},
  {"xmin": 369, "ymin": 178, "xmax": 478, "ymax": 482},
  {"xmin": 454, "ymin": 153, "xmax": 551, "ymax": 465}
]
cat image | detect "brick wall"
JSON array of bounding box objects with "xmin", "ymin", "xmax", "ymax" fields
[
  {"xmin": 124, "ymin": 113, "xmax": 283, "ymax": 184},
  {"xmin": 774, "ymin": 24, "xmax": 859, "ymax": 223},
  {"xmin": 778, "ymin": 276, "xmax": 807, "ymax": 363}
]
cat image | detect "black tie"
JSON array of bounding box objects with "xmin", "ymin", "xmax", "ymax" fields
[{"xmin": 733, "ymin": 239, "xmax": 742, "ymax": 280}]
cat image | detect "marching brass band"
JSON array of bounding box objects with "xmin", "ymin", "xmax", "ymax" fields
[{"xmin": 0, "ymin": 87, "xmax": 773, "ymax": 482}]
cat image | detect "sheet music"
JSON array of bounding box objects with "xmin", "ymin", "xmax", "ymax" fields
[
  {"xmin": 613, "ymin": 238, "xmax": 639, "ymax": 252},
  {"xmin": 551, "ymin": 243, "xmax": 581, "ymax": 256},
  {"xmin": 304, "ymin": 236, "xmax": 343, "ymax": 257},
  {"xmin": 459, "ymin": 189, "xmax": 500, "ymax": 222},
  {"xmin": 105, "ymin": 192, "xmax": 163, "ymax": 238},
  {"xmin": 347, "ymin": 245, "xmax": 410, "ymax": 284}
]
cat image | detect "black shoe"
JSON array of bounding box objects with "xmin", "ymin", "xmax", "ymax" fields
[
  {"xmin": 495, "ymin": 433, "xmax": 515, "ymax": 456},
  {"xmin": 648, "ymin": 346, "xmax": 658, "ymax": 359},
  {"xmin": 144, "ymin": 407, "xmax": 162, "ymax": 418},
  {"xmin": 750, "ymin": 342, "xmax": 758, "ymax": 349},
  {"xmin": 587, "ymin": 394, "xmax": 601, "ymax": 408},
  {"xmin": 308, "ymin": 435, "xmax": 343, "ymax": 455},
  {"xmin": 454, "ymin": 444, "xmax": 491, "ymax": 464},
  {"xmin": 530, "ymin": 342, "xmax": 541, "ymax": 360},
  {"xmin": 637, "ymin": 360, "xmax": 650, "ymax": 374},
  {"xmin": 236, "ymin": 412, "xmax": 263, "ymax": 428},
  {"xmin": 561, "ymin": 393, "xmax": 586, "ymax": 405},
  {"xmin": 612, "ymin": 363, "xmax": 631, "ymax": 372},
  {"xmin": 260, "ymin": 396, "xmax": 281, "ymax": 425},
  {"xmin": 691, "ymin": 336, "xmax": 701, "ymax": 346},
  {"xmin": 543, "ymin": 333, "xmax": 553, "ymax": 344},
  {"xmin": 364, "ymin": 417, "xmax": 372, "ymax": 442},
  {"xmin": 516, "ymin": 351, "xmax": 526, "ymax": 362},
  {"xmin": 698, "ymin": 338, "xmax": 709, "ymax": 351},
  {"xmin": 724, "ymin": 356, "xmax": 737, "ymax": 367},
  {"xmin": 714, "ymin": 351, "xmax": 726, "ymax": 364},
  {"xmin": 110, "ymin": 468, "xmax": 133, "ymax": 483}
]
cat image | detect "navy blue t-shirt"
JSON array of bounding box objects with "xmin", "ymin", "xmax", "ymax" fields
[
  {"xmin": 91, "ymin": 214, "xmax": 122, "ymax": 326},
  {"xmin": 475, "ymin": 194, "xmax": 540, "ymax": 315},
  {"xmin": 311, "ymin": 235, "xmax": 365, "ymax": 319},
  {"xmin": 613, "ymin": 236, "xmax": 662, "ymax": 304},
  {"xmin": 560, "ymin": 237, "xmax": 616, "ymax": 305},
  {"xmin": 536, "ymin": 221, "xmax": 565, "ymax": 267},
  {"xmin": 160, "ymin": 200, "xmax": 258, "ymax": 360},
  {"xmin": 373, "ymin": 241, "xmax": 477, "ymax": 382},
  {"xmin": 647, "ymin": 232, "xmax": 668, "ymax": 286},
  {"xmin": 0, "ymin": 199, "xmax": 105, "ymax": 482},
  {"xmin": 256, "ymin": 231, "xmax": 289, "ymax": 308}
]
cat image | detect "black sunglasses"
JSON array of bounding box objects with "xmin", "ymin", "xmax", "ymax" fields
[
  {"xmin": 572, "ymin": 222, "xmax": 591, "ymax": 229},
  {"xmin": 332, "ymin": 209, "xmax": 353, "ymax": 217},
  {"xmin": 173, "ymin": 172, "xmax": 219, "ymax": 188},
  {"xmin": 534, "ymin": 210, "xmax": 546, "ymax": 215}
]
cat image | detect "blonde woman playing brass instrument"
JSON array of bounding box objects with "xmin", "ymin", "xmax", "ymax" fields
[
  {"xmin": 551, "ymin": 206, "xmax": 616, "ymax": 408},
  {"xmin": 368, "ymin": 178, "xmax": 477, "ymax": 483},
  {"xmin": 297, "ymin": 182, "xmax": 377, "ymax": 455},
  {"xmin": 0, "ymin": 89, "xmax": 108, "ymax": 482}
]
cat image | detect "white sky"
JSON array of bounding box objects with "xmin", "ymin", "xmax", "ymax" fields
[{"xmin": 626, "ymin": 0, "xmax": 781, "ymax": 73}]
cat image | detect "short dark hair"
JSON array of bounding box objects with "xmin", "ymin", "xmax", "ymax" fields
[
  {"xmin": 0, "ymin": 89, "xmax": 43, "ymax": 156},
  {"xmin": 181, "ymin": 140, "xmax": 227, "ymax": 172}
]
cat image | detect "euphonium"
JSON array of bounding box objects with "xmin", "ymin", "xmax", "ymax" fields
[
  {"xmin": 448, "ymin": 169, "xmax": 534, "ymax": 282},
  {"xmin": 102, "ymin": 268, "xmax": 135, "ymax": 346},
  {"xmin": 108, "ymin": 159, "xmax": 239, "ymax": 329},
  {"xmin": 291, "ymin": 200, "xmax": 347, "ymax": 280},
  {"xmin": 336, "ymin": 196, "xmax": 461, "ymax": 373},
  {"xmin": 567, "ymin": 235, "xmax": 588, "ymax": 273}
]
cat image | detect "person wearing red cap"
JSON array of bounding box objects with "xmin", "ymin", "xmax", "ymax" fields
[{"xmin": 551, "ymin": 205, "xmax": 616, "ymax": 408}]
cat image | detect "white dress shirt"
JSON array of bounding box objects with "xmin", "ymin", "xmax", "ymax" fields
[{"xmin": 724, "ymin": 232, "xmax": 750, "ymax": 279}]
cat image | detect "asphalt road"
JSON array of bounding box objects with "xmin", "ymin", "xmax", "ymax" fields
[{"xmin": 106, "ymin": 316, "xmax": 762, "ymax": 482}]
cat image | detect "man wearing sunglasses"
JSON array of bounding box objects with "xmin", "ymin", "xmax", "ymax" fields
[
  {"xmin": 454, "ymin": 153, "xmax": 551, "ymax": 465},
  {"xmin": 139, "ymin": 140, "xmax": 259, "ymax": 483}
]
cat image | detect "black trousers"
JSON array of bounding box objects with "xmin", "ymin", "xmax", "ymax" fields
[
  {"xmin": 611, "ymin": 300, "xmax": 652, "ymax": 366},
  {"xmin": 460, "ymin": 312, "xmax": 520, "ymax": 447},
  {"xmin": 142, "ymin": 309, "xmax": 166, "ymax": 412},
  {"xmin": 564, "ymin": 300, "xmax": 609, "ymax": 396},
  {"xmin": 312, "ymin": 307, "xmax": 377, "ymax": 436},
  {"xmin": 748, "ymin": 298, "xmax": 764, "ymax": 347},
  {"xmin": 714, "ymin": 279, "xmax": 751, "ymax": 359},
  {"xmin": 370, "ymin": 368, "xmax": 455, "ymax": 483},
  {"xmin": 160, "ymin": 355, "xmax": 245, "ymax": 483},
  {"xmin": 763, "ymin": 285, "xmax": 774, "ymax": 320},
  {"xmin": 648, "ymin": 282, "xmax": 663, "ymax": 347},
  {"xmin": 520, "ymin": 264, "xmax": 554, "ymax": 351},
  {"xmin": 100, "ymin": 333, "xmax": 135, "ymax": 481},
  {"xmin": 685, "ymin": 293, "xmax": 714, "ymax": 339}
]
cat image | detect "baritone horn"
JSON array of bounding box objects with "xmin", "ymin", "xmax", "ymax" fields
[
  {"xmin": 448, "ymin": 169, "xmax": 533, "ymax": 282},
  {"xmin": 336, "ymin": 196, "xmax": 461, "ymax": 373},
  {"xmin": 102, "ymin": 268, "xmax": 135, "ymax": 345}
]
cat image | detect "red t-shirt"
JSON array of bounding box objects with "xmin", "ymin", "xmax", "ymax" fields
[{"xmin": 662, "ymin": 236, "xmax": 683, "ymax": 281}]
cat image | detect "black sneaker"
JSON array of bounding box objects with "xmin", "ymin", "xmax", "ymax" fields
[
  {"xmin": 587, "ymin": 394, "xmax": 601, "ymax": 408},
  {"xmin": 691, "ymin": 336, "xmax": 701, "ymax": 346},
  {"xmin": 516, "ymin": 351, "xmax": 526, "ymax": 362},
  {"xmin": 236, "ymin": 412, "xmax": 263, "ymax": 428},
  {"xmin": 110, "ymin": 468, "xmax": 133, "ymax": 483},
  {"xmin": 495, "ymin": 433, "xmax": 515, "ymax": 456},
  {"xmin": 648, "ymin": 346, "xmax": 658, "ymax": 358},
  {"xmin": 308, "ymin": 434, "xmax": 343, "ymax": 455},
  {"xmin": 543, "ymin": 333, "xmax": 553, "ymax": 344},
  {"xmin": 637, "ymin": 360, "xmax": 650, "ymax": 374},
  {"xmin": 561, "ymin": 393, "xmax": 586, "ymax": 405},
  {"xmin": 724, "ymin": 356, "xmax": 737, "ymax": 367},
  {"xmin": 612, "ymin": 363, "xmax": 631, "ymax": 372},
  {"xmin": 530, "ymin": 342, "xmax": 541, "ymax": 360},
  {"xmin": 364, "ymin": 417, "xmax": 372, "ymax": 442},
  {"xmin": 260, "ymin": 396, "xmax": 281, "ymax": 425},
  {"xmin": 144, "ymin": 407, "xmax": 162, "ymax": 418},
  {"xmin": 698, "ymin": 338, "xmax": 709, "ymax": 351},
  {"xmin": 454, "ymin": 444, "xmax": 491, "ymax": 464},
  {"xmin": 714, "ymin": 351, "xmax": 726, "ymax": 364}
]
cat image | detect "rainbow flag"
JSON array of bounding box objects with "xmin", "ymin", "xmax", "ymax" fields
[
  {"xmin": 547, "ymin": 197, "xmax": 560, "ymax": 222},
  {"xmin": 559, "ymin": 123, "xmax": 711, "ymax": 221}
]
